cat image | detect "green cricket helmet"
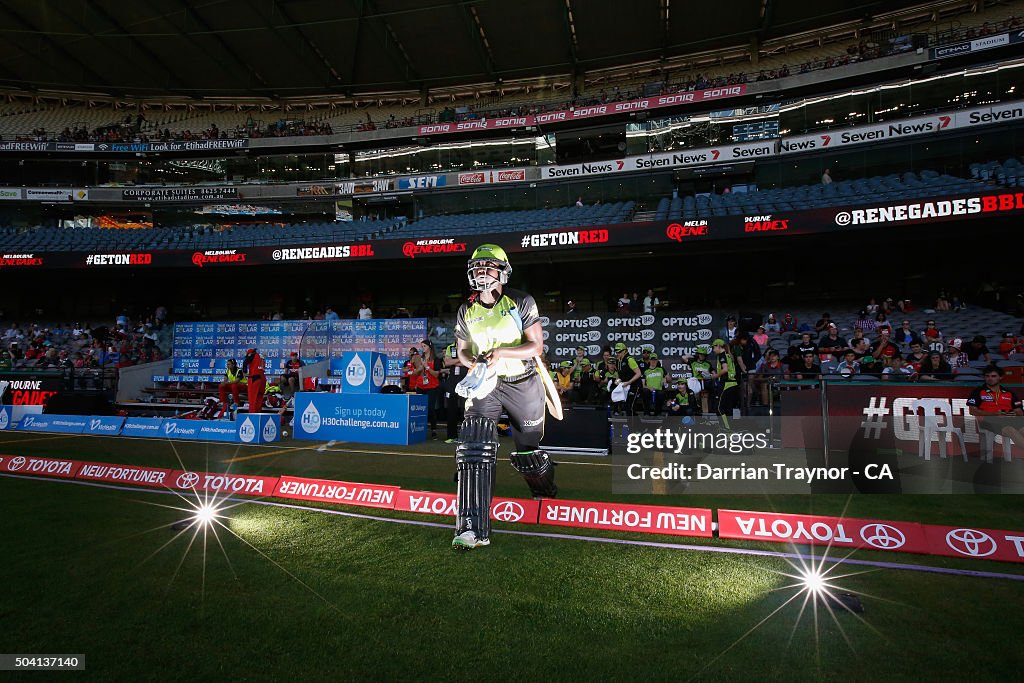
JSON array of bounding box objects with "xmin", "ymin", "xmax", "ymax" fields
[
  {"xmin": 695, "ymin": 345, "xmax": 711, "ymax": 356},
  {"xmin": 467, "ymin": 243, "xmax": 512, "ymax": 291}
]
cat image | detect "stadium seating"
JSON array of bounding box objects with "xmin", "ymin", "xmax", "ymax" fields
[
  {"xmin": 0, "ymin": 163, "xmax": 1002, "ymax": 252},
  {"xmin": 663, "ymin": 171, "xmax": 984, "ymax": 220}
]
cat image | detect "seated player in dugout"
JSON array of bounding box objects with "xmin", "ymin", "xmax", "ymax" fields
[
  {"xmin": 451, "ymin": 244, "xmax": 558, "ymax": 551},
  {"xmin": 282, "ymin": 351, "xmax": 304, "ymax": 396}
]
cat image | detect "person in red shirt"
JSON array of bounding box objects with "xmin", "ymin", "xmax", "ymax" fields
[
  {"xmin": 243, "ymin": 347, "xmax": 266, "ymax": 414},
  {"xmin": 967, "ymin": 365, "xmax": 1024, "ymax": 449}
]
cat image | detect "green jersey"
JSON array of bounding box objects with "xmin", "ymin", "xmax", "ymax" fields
[
  {"xmin": 644, "ymin": 366, "xmax": 665, "ymax": 390},
  {"xmin": 456, "ymin": 288, "xmax": 540, "ymax": 378},
  {"xmin": 690, "ymin": 360, "xmax": 711, "ymax": 377}
]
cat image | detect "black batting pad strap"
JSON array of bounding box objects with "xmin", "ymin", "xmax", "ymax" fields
[
  {"xmin": 509, "ymin": 449, "xmax": 552, "ymax": 475},
  {"xmin": 456, "ymin": 415, "xmax": 499, "ymax": 463},
  {"xmin": 509, "ymin": 450, "xmax": 558, "ymax": 498},
  {"xmin": 460, "ymin": 415, "xmax": 499, "ymax": 443}
]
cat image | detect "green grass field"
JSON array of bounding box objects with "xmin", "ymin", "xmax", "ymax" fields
[{"xmin": 1, "ymin": 430, "xmax": 1022, "ymax": 681}]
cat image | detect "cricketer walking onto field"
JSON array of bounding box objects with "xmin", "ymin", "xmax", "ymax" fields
[{"xmin": 450, "ymin": 244, "xmax": 558, "ymax": 550}]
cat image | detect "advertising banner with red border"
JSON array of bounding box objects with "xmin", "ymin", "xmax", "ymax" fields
[
  {"xmin": 169, "ymin": 469, "xmax": 280, "ymax": 498},
  {"xmin": 77, "ymin": 461, "xmax": 175, "ymax": 489},
  {"xmin": 539, "ymin": 498, "xmax": 713, "ymax": 537},
  {"xmin": 718, "ymin": 509, "xmax": 931, "ymax": 554},
  {"xmin": 0, "ymin": 454, "xmax": 82, "ymax": 479},
  {"xmin": 274, "ymin": 475, "xmax": 399, "ymax": 509},
  {"xmin": 394, "ymin": 489, "xmax": 541, "ymax": 524}
]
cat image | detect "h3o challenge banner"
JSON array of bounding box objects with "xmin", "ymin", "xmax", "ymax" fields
[{"xmin": 172, "ymin": 319, "xmax": 426, "ymax": 379}]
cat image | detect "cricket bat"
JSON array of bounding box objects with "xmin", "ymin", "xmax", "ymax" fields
[{"xmin": 533, "ymin": 356, "xmax": 564, "ymax": 420}]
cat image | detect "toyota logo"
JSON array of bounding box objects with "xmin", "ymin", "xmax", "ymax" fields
[
  {"xmin": 491, "ymin": 501, "xmax": 526, "ymax": 522},
  {"xmin": 945, "ymin": 528, "xmax": 997, "ymax": 557},
  {"xmin": 175, "ymin": 471, "xmax": 200, "ymax": 489},
  {"xmin": 9, "ymin": 455, "xmax": 26, "ymax": 471},
  {"xmin": 859, "ymin": 523, "xmax": 906, "ymax": 550}
]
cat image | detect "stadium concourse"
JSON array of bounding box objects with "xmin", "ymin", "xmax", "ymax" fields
[{"xmin": 1, "ymin": 0, "xmax": 1024, "ymax": 679}]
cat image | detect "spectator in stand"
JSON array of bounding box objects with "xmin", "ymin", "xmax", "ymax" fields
[
  {"xmin": 966, "ymin": 335, "xmax": 992, "ymax": 363},
  {"xmin": 720, "ymin": 316, "xmax": 739, "ymax": 342},
  {"xmin": 818, "ymin": 323, "xmax": 848, "ymax": 361},
  {"xmin": 872, "ymin": 328, "xmax": 900, "ymax": 362},
  {"xmin": 796, "ymin": 332, "xmax": 817, "ymax": 357},
  {"xmin": 935, "ymin": 292, "xmax": 951, "ymax": 311},
  {"xmin": 906, "ymin": 341, "xmax": 928, "ymax": 371},
  {"xmin": 834, "ymin": 350, "xmax": 860, "ymax": 378},
  {"xmin": 821, "ymin": 169, "xmax": 832, "ymax": 185},
  {"xmin": 780, "ymin": 313, "xmax": 799, "ymax": 333},
  {"xmin": 752, "ymin": 326, "xmax": 769, "ymax": 350},
  {"xmin": 874, "ymin": 312, "xmax": 890, "ymax": 332},
  {"xmin": 787, "ymin": 351, "xmax": 820, "ymax": 380},
  {"xmin": 814, "ymin": 312, "xmax": 832, "ymax": 334},
  {"xmin": 764, "ymin": 313, "xmax": 780, "ymax": 334},
  {"xmin": 575, "ymin": 196, "xmax": 584, "ymax": 208},
  {"xmin": 921, "ymin": 319, "xmax": 943, "ymax": 346},
  {"xmin": 894, "ymin": 319, "xmax": 920, "ymax": 346},
  {"xmin": 734, "ymin": 334, "xmax": 761, "ymax": 376},
  {"xmin": 358, "ymin": 303, "xmax": 373, "ymax": 320},
  {"xmin": 865, "ymin": 298, "xmax": 879, "ymax": 316},
  {"xmin": 752, "ymin": 349, "xmax": 785, "ymax": 405},
  {"xmin": 945, "ymin": 338, "xmax": 970, "ymax": 372},
  {"xmin": 883, "ymin": 355, "xmax": 916, "ymax": 381},
  {"xmin": 616, "ymin": 293, "xmax": 631, "ymax": 313},
  {"xmin": 631, "ymin": 292, "xmax": 641, "ymax": 312},
  {"xmin": 967, "ymin": 365, "xmax": 1024, "ymax": 449},
  {"xmin": 853, "ymin": 309, "xmax": 875, "ymax": 336},
  {"xmin": 325, "ymin": 306, "xmax": 340, "ymax": 321},
  {"xmin": 565, "ymin": 300, "xmax": 578, "ymax": 315},
  {"xmin": 643, "ymin": 289, "xmax": 660, "ymax": 314},
  {"xmin": 918, "ymin": 351, "xmax": 952, "ymax": 381},
  {"xmin": 998, "ymin": 332, "xmax": 1023, "ymax": 359}
]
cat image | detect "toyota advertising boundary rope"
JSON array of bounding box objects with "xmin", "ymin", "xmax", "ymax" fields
[
  {"xmin": 2, "ymin": 472, "xmax": 1023, "ymax": 582},
  {"xmin": 2, "ymin": 453, "xmax": 1024, "ymax": 566}
]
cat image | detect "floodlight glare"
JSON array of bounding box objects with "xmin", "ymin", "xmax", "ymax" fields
[
  {"xmin": 195, "ymin": 504, "xmax": 218, "ymax": 525},
  {"xmin": 171, "ymin": 504, "xmax": 220, "ymax": 531},
  {"xmin": 801, "ymin": 569, "xmax": 826, "ymax": 593}
]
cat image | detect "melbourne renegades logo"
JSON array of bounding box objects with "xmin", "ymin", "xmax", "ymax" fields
[
  {"xmin": 402, "ymin": 240, "xmax": 467, "ymax": 258},
  {"xmin": 666, "ymin": 223, "xmax": 708, "ymax": 241},
  {"xmin": 192, "ymin": 250, "xmax": 246, "ymax": 267}
]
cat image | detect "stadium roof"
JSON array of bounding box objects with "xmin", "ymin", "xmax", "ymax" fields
[{"xmin": 0, "ymin": 0, "xmax": 939, "ymax": 99}]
